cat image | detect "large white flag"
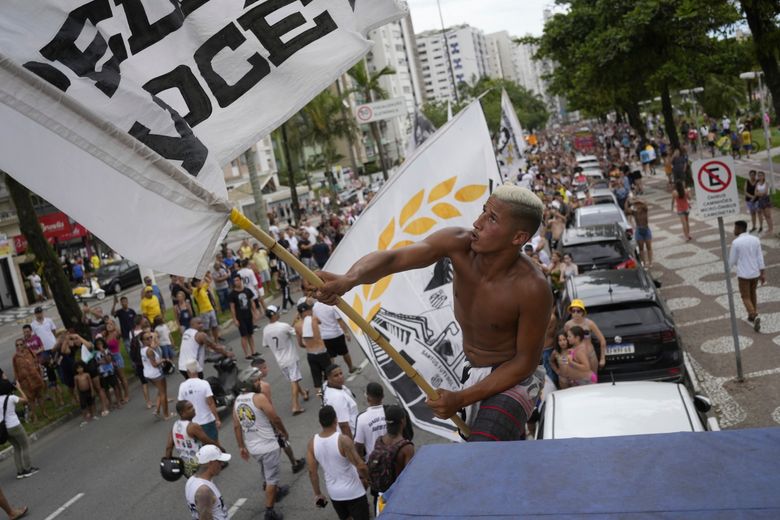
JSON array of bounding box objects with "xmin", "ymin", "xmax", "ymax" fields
[
  {"xmin": 496, "ymin": 88, "xmax": 526, "ymax": 181},
  {"xmin": 325, "ymin": 102, "xmax": 502, "ymax": 439},
  {"xmin": 0, "ymin": 0, "xmax": 406, "ymax": 276}
]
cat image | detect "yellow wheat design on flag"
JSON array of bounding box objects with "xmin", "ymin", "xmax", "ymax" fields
[{"xmin": 348, "ymin": 177, "xmax": 487, "ymax": 332}]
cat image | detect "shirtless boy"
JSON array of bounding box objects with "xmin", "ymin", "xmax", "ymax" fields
[{"xmin": 317, "ymin": 185, "xmax": 551, "ymax": 441}]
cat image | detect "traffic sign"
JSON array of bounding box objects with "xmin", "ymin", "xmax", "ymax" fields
[
  {"xmin": 354, "ymin": 97, "xmax": 407, "ymax": 124},
  {"xmin": 691, "ymin": 157, "xmax": 739, "ymax": 219}
]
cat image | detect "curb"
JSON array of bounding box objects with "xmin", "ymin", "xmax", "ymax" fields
[{"xmin": 0, "ymin": 408, "xmax": 81, "ymax": 464}]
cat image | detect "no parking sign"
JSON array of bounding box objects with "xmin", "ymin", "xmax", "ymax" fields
[{"xmin": 691, "ymin": 157, "xmax": 740, "ymax": 219}]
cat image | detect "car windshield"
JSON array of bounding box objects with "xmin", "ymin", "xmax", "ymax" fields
[
  {"xmin": 587, "ymin": 304, "xmax": 664, "ymax": 332},
  {"xmin": 579, "ymin": 209, "xmax": 622, "ymax": 227},
  {"xmin": 563, "ymin": 241, "xmax": 627, "ymax": 265},
  {"xmin": 97, "ymin": 263, "xmax": 122, "ymax": 276}
]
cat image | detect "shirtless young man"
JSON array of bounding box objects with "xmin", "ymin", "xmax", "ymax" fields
[
  {"xmin": 626, "ymin": 198, "xmax": 652, "ymax": 268},
  {"xmin": 317, "ymin": 185, "xmax": 551, "ymax": 441}
]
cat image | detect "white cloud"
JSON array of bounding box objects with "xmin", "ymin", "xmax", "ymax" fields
[{"xmin": 405, "ymin": 0, "xmax": 550, "ymax": 38}]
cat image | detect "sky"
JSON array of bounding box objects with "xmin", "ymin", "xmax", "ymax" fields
[{"xmin": 405, "ymin": 0, "xmax": 552, "ymax": 38}]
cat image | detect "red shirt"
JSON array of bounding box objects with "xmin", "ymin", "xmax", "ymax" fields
[{"xmin": 24, "ymin": 335, "xmax": 44, "ymax": 356}]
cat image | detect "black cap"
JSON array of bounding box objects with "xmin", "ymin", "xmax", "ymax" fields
[{"xmin": 34, "ymin": 306, "xmax": 43, "ymax": 313}]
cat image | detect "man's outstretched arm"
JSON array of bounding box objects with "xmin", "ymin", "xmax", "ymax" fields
[{"xmin": 316, "ymin": 227, "xmax": 467, "ymax": 305}]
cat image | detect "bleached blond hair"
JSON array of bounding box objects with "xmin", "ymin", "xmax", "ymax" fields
[{"xmin": 491, "ymin": 183, "xmax": 544, "ymax": 233}]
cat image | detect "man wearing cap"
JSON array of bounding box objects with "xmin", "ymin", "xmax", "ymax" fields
[
  {"xmin": 184, "ymin": 445, "xmax": 230, "ymax": 520},
  {"xmin": 317, "ymin": 184, "xmax": 552, "ymax": 442},
  {"xmin": 233, "ymin": 367, "xmax": 290, "ymax": 520},
  {"xmin": 178, "ymin": 359, "xmax": 221, "ymax": 441},
  {"xmin": 294, "ymin": 298, "xmax": 332, "ymax": 396},
  {"xmin": 563, "ymin": 299, "xmax": 607, "ymax": 368},
  {"xmin": 262, "ymin": 305, "xmax": 307, "ymax": 414},
  {"xmin": 140, "ymin": 276, "xmax": 166, "ymax": 314},
  {"xmin": 140, "ymin": 286, "xmax": 162, "ymax": 325},
  {"xmin": 313, "ymin": 299, "xmax": 357, "ymax": 373},
  {"xmin": 30, "ymin": 307, "xmax": 58, "ymax": 378},
  {"xmin": 229, "ymin": 274, "xmax": 260, "ymax": 359}
]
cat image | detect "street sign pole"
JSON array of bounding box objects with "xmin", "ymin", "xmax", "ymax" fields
[
  {"xmin": 717, "ymin": 217, "xmax": 744, "ymax": 381},
  {"xmin": 693, "ymin": 156, "xmax": 743, "ymax": 382}
]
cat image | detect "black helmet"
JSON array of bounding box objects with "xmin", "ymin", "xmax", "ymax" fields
[
  {"xmin": 160, "ymin": 457, "xmax": 184, "ymax": 482},
  {"xmin": 161, "ymin": 360, "xmax": 176, "ymax": 376},
  {"xmin": 296, "ymin": 297, "xmax": 310, "ymax": 313}
]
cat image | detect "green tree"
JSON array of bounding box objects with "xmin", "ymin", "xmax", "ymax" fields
[
  {"xmin": 3, "ymin": 173, "xmax": 85, "ymax": 334},
  {"xmin": 302, "ymin": 90, "xmax": 356, "ymax": 189},
  {"xmin": 347, "ymin": 62, "xmax": 396, "ymax": 180},
  {"xmin": 740, "ymin": 1, "xmax": 780, "ymax": 121}
]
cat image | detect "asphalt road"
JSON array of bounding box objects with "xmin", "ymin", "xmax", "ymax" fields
[{"xmin": 0, "ymin": 287, "xmax": 444, "ymax": 520}]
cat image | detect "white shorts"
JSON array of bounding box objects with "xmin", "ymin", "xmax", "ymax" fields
[
  {"xmin": 253, "ymin": 448, "xmax": 281, "ymax": 485},
  {"xmin": 280, "ymin": 361, "xmax": 302, "ymax": 382}
]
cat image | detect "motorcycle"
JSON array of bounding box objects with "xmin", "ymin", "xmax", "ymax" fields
[{"xmin": 204, "ymin": 350, "xmax": 238, "ymax": 413}]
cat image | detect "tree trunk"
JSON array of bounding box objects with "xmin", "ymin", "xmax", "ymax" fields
[
  {"xmin": 624, "ymin": 101, "xmax": 646, "ymax": 140},
  {"xmin": 4, "ymin": 173, "xmax": 85, "ymax": 334},
  {"xmin": 370, "ymin": 121, "xmax": 389, "ymax": 181},
  {"xmin": 244, "ymin": 148, "xmax": 270, "ymax": 232},
  {"xmin": 742, "ymin": 1, "xmax": 780, "ymax": 123},
  {"xmin": 280, "ymin": 123, "xmax": 301, "ymax": 225},
  {"xmin": 661, "ymin": 84, "xmax": 680, "ymax": 150},
  {"xmin": 335, "ymin": 77, "xmax": 361, "ymax": 176}
]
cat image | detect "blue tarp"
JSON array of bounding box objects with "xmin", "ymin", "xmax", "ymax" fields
[{"xmin": 380, "ymin": 428, "xmax": 780, "ymax": 519}]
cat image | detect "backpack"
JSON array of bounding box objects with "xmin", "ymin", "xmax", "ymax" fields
[
  {"xmin": 367, "ymin": 438, "xmax": 412, "ymax": 493},
  {"xmin": 0, "ymin": 396, "xmax": 10, "ymax": 444}
]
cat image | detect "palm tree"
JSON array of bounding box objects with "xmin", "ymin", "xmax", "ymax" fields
[
  {"xmin": 302, "ymin": 90, "xmax": 356, "ymax": 189},
  {"xmin": 348, "ymin": 61, "xmax": 396, "ymax": 180}
]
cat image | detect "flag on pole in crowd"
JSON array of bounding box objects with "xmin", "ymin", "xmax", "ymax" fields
[
  {"xmin": 0, "ymin": 0, "xmax": 407, "ymax": 276},
  {"xmin": 404, "ymin": 109, "xmax": 437, "ymax": 158},
  {"xmin": 496, "ymin": 88, "xmax": 526, "ymax": 181},
  {"xmin": 325, "ymin": 102, "xmax": 502, "ymax": 440}
]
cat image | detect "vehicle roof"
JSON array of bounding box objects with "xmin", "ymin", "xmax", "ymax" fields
[
  {"xmin": 576, "ymin": 155, "xmax": 598, "ymax": 162},
  {"xmin": 567, "ymin": 269, "xmax": 654, "ymax": 305},
  {"xmin": 561, "ymin": 224, "xmax": 622, "ymax": 245},
  {"xmin": 576, "ymin": 204, "xmax": 622, "ymax": 216},
  {"xmin": 545, "ymin": 382, "xmax": 702, "ymax": 439}
]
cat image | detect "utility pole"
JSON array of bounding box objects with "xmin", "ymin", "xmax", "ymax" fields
[
  {"xmin": 244, "ymin": 146, "xmax": 270, "ymax": 232},
  {"xmin": 437, "ymin": 0, "xmax": 459, "ymax": 104},
  {"xmin": 280, "ymin": 123, "xmax": 301, "ymax": 225}
]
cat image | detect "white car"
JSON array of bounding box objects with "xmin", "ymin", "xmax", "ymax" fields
[
  {"xmin": 536, "ymin": 382, "xmax": 718, "ymax": 440},
  {"xmin": 576, "ymin": 155, "xmax": 600, "ymax": 169},
  {"xmin": 574, "ymin": 203, "xmax": 632, "ymax": 237}
]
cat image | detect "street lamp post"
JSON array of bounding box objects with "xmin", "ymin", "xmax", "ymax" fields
[
  {"xmin": 740, "ymin": 71, "xmax": 775, "ymax": 194},
  {"xmin": 680, "ymin": 87, "xmax": 705, "ymax": 159}
]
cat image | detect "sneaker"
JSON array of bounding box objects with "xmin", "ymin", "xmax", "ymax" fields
[
  {"xmin": 23, "ymin": 467, "xmax": 39, "ymax": 478},
  {"xmin": 275, "ymin": 485, "xmax": 290, "ymax": 503},
  {"xmin": 754, "ymin": 316, "xmax": 761, "ymax": 332},
  {"xmin": 16, "ymin": 472, "xmax": 24, "ymax": 480},
  {"xmin": 264, "ymin": 508, "xmax": 284, "ymax": 520},
  {"xmin": 292, "ymin": 458, "xmax": 306, "ymax": 474}
]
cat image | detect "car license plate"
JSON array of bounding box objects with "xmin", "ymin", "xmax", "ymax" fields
[{"xmin": 607, "ymin": 343, "xmax": 635, "ymax": 356}]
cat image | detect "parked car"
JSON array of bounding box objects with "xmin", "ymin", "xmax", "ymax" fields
[
  {"xmin": 574, "ymin": 203, "xmax": 632, "ymax": 238},
  {"xmin": 535, "ymin": 382, "xmax": 718, "ymax": 440},
  {"xmin": 576, "ymin": 187, "xmax": 618, "ymax": 206},
  {"xmin": 96, "ymin": 259, "xmax": 142, "ymax": 294},
  {"xmin": 557, "ymin": 224, "xmax": 638, "ymax": 272},
  {"xmin": 576, "ymin": 155, "xmax": 600, "ymax": 169},
  {"xmin": 558, "ymin": 268, "xmax": 684, "ymax": 383}
]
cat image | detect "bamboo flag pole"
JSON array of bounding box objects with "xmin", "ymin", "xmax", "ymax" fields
[{"xmin": 230, "ymin": 209, "xmax": 470, "ymax": 436}]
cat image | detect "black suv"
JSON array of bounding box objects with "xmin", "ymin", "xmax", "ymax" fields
[
  {"xmin": 558, "ymin": 269, "xmax": 684, "ymax": 383},
  {"xmin": 557, "ymin": 224, "xmax": 638, "ymax": 273},
  {"xmin": 96, "ymin": 259, "xmax": 142, "ymax": 294}
]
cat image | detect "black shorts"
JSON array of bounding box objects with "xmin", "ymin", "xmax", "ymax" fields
[
  {"xmin": 79, "ymin": 389, "xmax": 93, "ymax": 410},
  {"xmin": 237, "ymin": 317, "xmax": 254, "ymax": 338},
  {"xmin": 332, "ymin": 495, "xmax": 369, "ymax": 520},
  {"xmin": 134, "ymin": 364, "xmax": 147, "ymax": 385},
  {"xmin": 324, "ymin": 335, "xmax": 348, "ymax": 357},
  {"xmin": 100, "ymin": 374, "xmax": 118, "ymax": 391}
]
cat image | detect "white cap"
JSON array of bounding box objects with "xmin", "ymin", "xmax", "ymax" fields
[
  {"xmin": 185, "ymin": 360, "xmax": 202, "ymax": 374},
  {"xmin": 197, "ymin": 445, "xmax": 231, "ymax": 464},
  {"xmin": 266, "ymin": 305, "xmax": 279, "ymax": 314}
]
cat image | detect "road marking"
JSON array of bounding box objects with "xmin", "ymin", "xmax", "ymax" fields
[
  {"xmin": 347, "ymin": 359, "xmax": 369, "ymax": 382},
  {"xmin": 228, "ymin": 498, "xmax": 247, "ymax": 518},
  {"xmin": 44, "ymin": 493, "xmax": 85, "ymax": 520},
  {"xmin": 678, "ymin": 314, "xmax": 731, "ymax": 328}
]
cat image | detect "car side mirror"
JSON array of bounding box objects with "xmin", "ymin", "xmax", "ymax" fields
[
  {"xmin": 653, "ymin": 279, "xmax": 662, "ymax": 289},
  {"xmin": 693, "ymin": 395, "xmax": 712, "ymax": 413}
]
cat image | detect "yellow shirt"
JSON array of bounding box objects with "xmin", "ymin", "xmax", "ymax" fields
[
  {"xmin": 193, "ymin": 285, "xmax": 214, "ymax": 314},
  {"xmin": 252, "ymin": 250, "xmax": 269, "ymax": 272},
  {"xmin": 140, "ymin": 295, "xmax": 161, "ymax": 324},
  {"xmin": 90, "ymin": 255, "xmax": 100, "ymax": 270},
  {"xmin": 741, "ymin": 130, "xmax": 751, "ymax": 145},
  {"xmin": 239, "ymin": 245, "xmax": 253, "ymax": 259}
]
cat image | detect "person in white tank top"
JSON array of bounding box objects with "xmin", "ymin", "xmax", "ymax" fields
[
  {"xmin": 307, "ymin": 405, "xmax": 370, "ymax": 520},
  {"xmin": 165, "ymin": 400, "xmax": 222, "ymax": 477},
  {"xmin": 140, "ymin": 332, "xmax": 170, "ymax": 419},
  {"xmin": 178, "ymin": 318, "xmax": 234, "ymax": 378},
  {"xmin": 184, "ymin": 445, "xmax": 230, "ymax": 520}
]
